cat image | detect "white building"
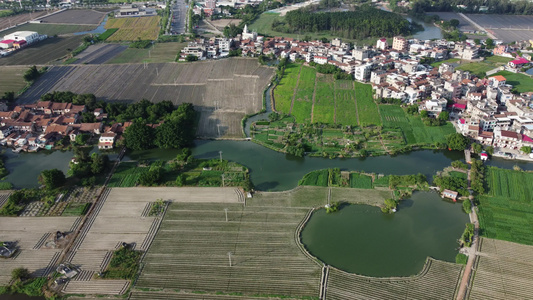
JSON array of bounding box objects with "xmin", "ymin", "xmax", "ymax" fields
[
  {"xmin": 98, "ymin": 132, "xmax": 116, "ymax": 149},
  {"xmin": 353, "ymin": 63, "xmax": 372, "ymax": 82},
  {"xmin": 376, "ymin": 38, "xmax": 388, "ymax": 50},
  {"xmin": 3, "ymin": 31, "xmax": 39, "ymax": 44},
  {"xmin": 242, "ymin": 24, "xmax": 257, "ymax": 41}
]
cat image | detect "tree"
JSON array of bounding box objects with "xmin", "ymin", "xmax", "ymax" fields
[
  {"xmin": 451, "ymin": 160, "xmax": 468, "ymax": 170},
  {"xmin": 1, "ymin": 91, "xmax": 15, "ymax": 103},
  {"xmin": 472, "ymin": 143, "xmax": 482, "ymax": 154},
  {"xmin": 485, "ymin": 146, "xmax": 494, "ymax": 155},
  {"xmin": 438, "ymin": 111, "xmax": 449, "ymax": 121},
  {"xmin": 176, "ymin": 174, "xmax": 186, "ymax": 186},
  {"xmin": 449, "ymin": 18, "xmax": 460, "ymax": 28},
  {"xmin": 11, "ymin": 267, "xmax": 30, "ymax": 281},
  {"xmin": 185, "ymin": 54, "xmax": 198, "ymax": 62},
  {"xmin": 75, "ymin": 133, "xmax": 90, "ymax": 146},
  {"xmin": 446, "ymin": 133, "xmax": 469, "ymax": 151},
  {"xmin": 23, "ymin": 65, "xmax": 40, "ymax": 82},
  {"xmin": 155, "ymin": 119, "xmax": 189, "ymax": 149},
  {"xmin": 38, "ymin": 169, "xmax": 65, "ymax": 190},
  {"xmin": 420, "ymin": 110, "xmax": 429, "ymax": 118},
  {"xmin": 81, "ymin": 112, "xmax": 96, "ymax": 123},
  {"xmin": 520, "ymin": 146, "xmax": 532, "ymax": 154},
  {"xmin": 124, "ymin": 120, "xmax": 155, "ymax": 150},
  {"xmin": 485, "ymin": 38, "xmax": 494, "ymax": 49}
]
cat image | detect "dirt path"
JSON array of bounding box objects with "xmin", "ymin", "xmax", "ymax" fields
[
  {"xmin": 289, "ymin": 65, "xmax": 303, "ymax": 115},
  {"xmin": 310, "ymin": 73, "xmax": 318, "ymax": 123},
  {"xmin": 456, "ymin": 169, "xmax": 480, "ymax": 300},
  {"xmin": 353, "ymin": 81, "xmax": 360, "ymax": 126}
]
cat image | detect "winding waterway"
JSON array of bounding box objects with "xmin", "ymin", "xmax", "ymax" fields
[{"xmin": 301, "ymin": 191, "xmax": 468, "ymax": 277}]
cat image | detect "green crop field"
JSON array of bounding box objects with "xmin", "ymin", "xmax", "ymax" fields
[
  {"xmin": 349, "ymin": 173, "xmax": 373, "ymax": 189},
  {"xmin": 379, "ymin": 105, "xmax": 455, "ymax": 145},
  {"xmin": 354, "ymin": 82, "xmax": 381, "ymax": 126},
  {"xmin": 274, "ymin": 63, "xmax": 300, "ymax": 114},
  {"xmin": 299, "ymin": 169, "xmax": 329, "ymax": 187},
  {"xmin": 292, "ymin": 66, "xmax": 316, "ymax": 123},
  {"xmin": 478, "ymin": 167, "xmax": 533, "ymax": 245},
  {"xmin": 430, "ymin": 58, "xmax": 460, "ymax": 68},
  {"xmin": 107, "ymin": 162, "xmax": 148, "ymax": 187},
  {"xmin": 312, "ymin": 74, "xmax": 335, "ymax": 124},
  {"xmin": 491, "ymin": 71, "xmax": 533, "ymax": 93},
  {"xmin": 334, "ymin": 81, "xmax": 358, "ymax": 126}
]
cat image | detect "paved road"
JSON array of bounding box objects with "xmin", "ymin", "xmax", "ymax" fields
[
  {"xmin": 170, "ymin": 0, "xmax": 187, "ymax": 34},
  {"xmin": 456, "ymin": 169, "xmax": 480, "ymax": 300}
]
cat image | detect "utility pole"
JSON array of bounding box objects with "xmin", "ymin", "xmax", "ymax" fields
[
  {"xmin": 228, "ymin": 251, "xmax": 232, "ymax": 267},
  {"xmin": 219, "ymin": 150, "xmax": 223, "ymax": 162},
  {"xmin": 224, "ymin": 208, "xmax": 228, "ymax": 222}
]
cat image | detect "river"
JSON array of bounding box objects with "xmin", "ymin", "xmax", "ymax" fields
[{"xmin": 301, "ymin": 191, "xmax": 468, "ymax": 277}]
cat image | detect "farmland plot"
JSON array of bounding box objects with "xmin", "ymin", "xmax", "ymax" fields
[
  {"xmin": 477, "ymin": 167, "xmax": 533, "ymax": 245},
  {"xmin": 0, "ymin": 66, "xmax": 27, "ymax": 95},
  {"xmin": 291, "ymin": 65, "xmax": 315, "ymax": 123},
  {"xmin": 0, "ymin": 216, "xmax": 79, "ymax": 285},
  {"xmin": 326, "ymin": 259, "xmax": 462, "ymax": 300},
  {"xmin": 0, "ymin": 35, "xmax": 85, "ymax": 65},
  {"xmin": 18, "ymin": 59, "xmax": 274, "ymax": 138},
  {"xmin": 273, "ymin": 63, "xmax": 300, "ymax": 114},
  {"xmin": 39, "ymin": 9, "xmax": 106, "ymax": 25},
  {"xmin": 105, "ymin": 16, "xmax": 160, "ymax": 41},
  {"xmin": 354, "ymin": 82, "xmax": 381, "ymax": 126},
  {"xmin": 135, "ymin": 202, "xmax": 322, "ymax": 298},
  {"xmin": 468, "ymin": 238, "xmax": 533, "ymax": 300},
  {"xmin": 334, "ymin": 80, "xmax": 358, "ymax": 126},
  {"xmin": 0, "ymin": 11, "xmax": 51, "ymax": 32},
  {"xmin": 312, "ymin": 74, "xmax": 335, "ymax": 124}
]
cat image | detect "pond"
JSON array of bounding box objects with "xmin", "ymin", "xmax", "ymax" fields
[
  {"xmin": 406, "ymin": 16, "xmax": 443, "ymax": 40},
  {"xmin": 73, "ymin": 16, "xmax": 108, "ymax": 35},
  {"xmin": 2, "ymin": 148, "xmax": 73, "ymax": 189},
  {"xmin": 300, "ymin": 191, "xmax": 468, "ymax": 277}
]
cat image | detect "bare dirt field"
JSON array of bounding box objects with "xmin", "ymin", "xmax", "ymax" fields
[
  {"xmin": 0, "ymin": 35, "xmax": 85, "ymax": 66},
  {"xmin": 0, "ymin": 216, "xmax": 80, "ymax": 285},
  {"xmin": 209, "ymin": 18, "xmax": 241, "ymax": 31},
  {"xmin": 39, "ymin": 9, "xmax": 106, "ymax": 25},
  {"xmin": 326, "ymin": 259, "xmax": 463, "ymax": 300},
  {"xmin": 73, "ymin": 44, "xmax": 128, "ymax": 64},
  {"xmin": 0, "ymin": 11, "xmax": 51, "ymax": 32},
  {"xmin": 467, "ymin": 238, "xmax": 533, "ymax": 299},
  {"xmin": 18, "ymin": 59, "xmax": 275, "ymax": 138},
  {"xmin": 464, "ymin": 14, "xmax": 533, "ymax": 42},
  {"xmin": 61, "ymin": 187, "xmax": 241, "ymax": 295}
]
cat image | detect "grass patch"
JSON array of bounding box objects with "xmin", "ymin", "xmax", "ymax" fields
[
  {"xmin": 456, "ymin": 56, "xmax": 512, "ymax": 78},
  {"xmin": 455, "ymin": 253, "xmax": 468, "ymax": 265},
  {"xmin": 103, "ymin": 246, "xmax": 142, "ymax": 280},
  {"xmin": 431, "ymin": 58, "xmax": 460, "ymax": 68},
  {"xmin": 0, "ymin": 67, "xmax": 27, "ymax": 95},
  {"xmin": 491, "ymin": 71, "xmax": 533, "ymax": 93},
  {"xmin": 62, "ymin": 202, "xmax": 91, "ymax": 216},
  {"xmin": 355, "ymin": 82, "xmax": 381, "ymax": 126}
]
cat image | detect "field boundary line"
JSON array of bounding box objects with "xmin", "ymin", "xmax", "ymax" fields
[
  {"xmin": 353, "ymin": 81, "xmax": 359, "ymax": 126},
  {"xmin": 310, "ymin": 72, "xmax": 318, "ymax": 123},
  {"xmin": 289, "ymin": 64, "xmax": 303, "ymax": 115}
]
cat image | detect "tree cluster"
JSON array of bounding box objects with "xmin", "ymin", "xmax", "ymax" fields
[
  {"xmin": 38, "ymin": 169, "xmax": 66, "ymax": 190},
  {"xmin": 433, "ymin": 173, "xmax": 468, "ymax": 196},
  {"xmin": 23, "ymin": 65, "xmax": 41, "ymax": 82},
  {"xmin": 446, "ymin": 133, "xmax": 470, "ymax": 151},
  {"xmin": 124, "ymin": 103, "xmax": 196, "ymax": 150},
  {"xmin": 309, "ymin": 62, "xmax": 353, "ymax": 80},
  {"xmin": 0, "ymin": 189, "xmax": 40, "ymax": 216},
  {"xmin": 276, "ymin": 6, "xmax": 412, "ymax": 39},
  {"xmin": 470, "ymin": 159, "xmax": 485, "ymax": 194},
  {"xmin": 69, "ymin": 147, "xmax": 109, "ymax": 186},
  {"xmin": 389, "ymin": 173, "xmax": 427, "ymax": 189}
]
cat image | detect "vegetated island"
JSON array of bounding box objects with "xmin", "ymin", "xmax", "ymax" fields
[
  {"xmin": 298, "ymin": 168, "xmax": 429, "ymax": 213},
  {"xmin": 251, "ymin": 62, "xmax": 456, "ymax": 158}
]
